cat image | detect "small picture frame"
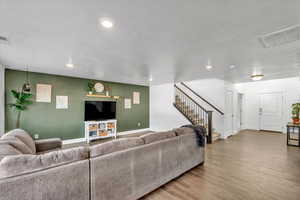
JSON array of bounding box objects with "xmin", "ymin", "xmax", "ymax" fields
[
  {"xmin": 133, "ymin": 92, "xmax": 140, "ymax": 104},
  {"xmin": 124, "ymin": 98, "xmax": 132, "ymax": 109},
  {"xmin": 56, "ymin": 96, "xmax": 68, "ymax": 109},
  {"xmin": 36, "ymin": 84, "xmax": 52, "ymax": 103}
]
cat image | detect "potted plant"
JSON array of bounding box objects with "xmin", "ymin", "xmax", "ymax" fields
[
  {"xmin": 87, "ymin": 81, "xmax": 95, "ymax": 95},
  {"xmin": 8, "ymin": 90, "xmax": 33, "ymax": 128},
  {"xmin": 292, "ymin": 103, "xmax": 300, "ymax": 124}
]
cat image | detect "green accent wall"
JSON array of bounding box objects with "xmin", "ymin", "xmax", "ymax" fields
[{"xmin": 5, "ymin": 69, "xmax": 149, "ymax": 140}]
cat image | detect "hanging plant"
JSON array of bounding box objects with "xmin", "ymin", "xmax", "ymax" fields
[{"xmin": 8, "ymin": 90, "xmax": 33, "ymax": 128}]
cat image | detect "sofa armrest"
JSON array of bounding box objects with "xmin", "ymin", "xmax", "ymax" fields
[{"xmin": 35, "ymin": 138, "xmax": 62, "ymax": 153}]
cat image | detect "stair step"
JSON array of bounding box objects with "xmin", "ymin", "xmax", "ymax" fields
[{"xmin": 212, "ymin": 132, "xmax": 221, "ymax": 142}]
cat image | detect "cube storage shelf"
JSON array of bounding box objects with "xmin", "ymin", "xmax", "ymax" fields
[
  {"xmin": 287, "ymin": 122, "xmax": 300, "ymax": 147},
  {"xmin": 85, "ymin": 120, "xmax": 117, "ymax": 143}
]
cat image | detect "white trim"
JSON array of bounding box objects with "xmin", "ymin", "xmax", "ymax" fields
[
  {"xmin": 63, "ymin": 138, "xmax": 86, "ymax": 145},
  {"xmin": 118, "ymin": 128, "xmax": 151, "ymax": 136},
  {"xmin": 63, "ymin": 128, "xmax": 151, "ymax": 145}
]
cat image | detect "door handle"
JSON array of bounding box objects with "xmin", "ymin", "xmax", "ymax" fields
[{"xmin": 259, "ymin": 108, "xmax": 263, "ymax": 115}]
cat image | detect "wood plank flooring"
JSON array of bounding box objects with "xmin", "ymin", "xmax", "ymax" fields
[{"xmin": 140, "ymin": 130, "xmax": 300, "ymax": 200}]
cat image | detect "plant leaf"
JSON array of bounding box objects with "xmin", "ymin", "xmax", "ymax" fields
[{"xmin": 11, "ymin": 90, "xmax": 20, "ymax": 99}]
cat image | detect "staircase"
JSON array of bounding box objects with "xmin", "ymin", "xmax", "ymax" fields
[{"xmin": 173, "ymin": 84, "xmax": 222, "ymax": 143}]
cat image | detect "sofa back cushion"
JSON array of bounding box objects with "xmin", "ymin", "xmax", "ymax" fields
[
  {"xmin": 0, "ymin": 143, "xmax": 22, "ymax": 161},
  {"xmin": 173, "ymin": 127, "xmax": 195, "ymax": 136},
  {"xmin": 0, "ymin": 146, "xmax": 89, "ymax": 179},
  {"xmin": 140, "ymin": 131, "xmax": 176, "ymax": 144},
  {"xmin": 2, "ymin": 129, "xmax": 36, "ymax": 154},
  {"xmin": 89, "ymin": 138, "xmax": 144, "ymax": 158}
]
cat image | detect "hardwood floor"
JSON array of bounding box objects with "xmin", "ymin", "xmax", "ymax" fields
[{"xmin": 140, "ymin": 130, "xmax": 300, "ymax": 200}]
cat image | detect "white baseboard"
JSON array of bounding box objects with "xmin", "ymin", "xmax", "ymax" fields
[
  {"xmin": 117, "ymin": 128, "xmax": 151, "ymax": 136},
  {"xmin": 63, "ymin": 128, "xmax": 151, "ymax": 145},
  {"xmin": 63, "ymin": 138, "xmax": 86, "ymax": 145}
]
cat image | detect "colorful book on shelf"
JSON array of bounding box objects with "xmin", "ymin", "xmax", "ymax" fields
[{"xmin": 89, "ymin": 131, "xmax": 97, "ymax": 137}]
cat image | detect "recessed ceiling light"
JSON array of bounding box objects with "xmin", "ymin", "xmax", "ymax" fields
[
  {"xmin": 66, "ymin": 57, "xmax": 74, "ymax": 68},
  {"xmin": 149, "ymin": 77, "xmax": 153, "ymax": 82},
  {"xmin": 251, "ymin": 74, "xmax": 264, "ymax": 81},
  {"xmin": 229, "ymin": 65, "xmax": 235, "ymax": 69},
  {"xmin": 100, "ymin": 18, "xmax": 114, "ymax": 28},
  {"xmin": 66, "ymin": 63, "xmax": 74, "ymax": 68},
  {"xmin": 206, "ymin": 65, "xmax": 213, "ymax": 71}
]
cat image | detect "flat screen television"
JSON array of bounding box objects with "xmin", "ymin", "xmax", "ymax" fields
[{"xmin": 85, "ymin": 101, "xmax": 116, "ymax": 121}]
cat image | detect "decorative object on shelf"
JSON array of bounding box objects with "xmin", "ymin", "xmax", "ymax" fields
[
  {"xmin": 56, "ymin": 96, "xmax": 68, "ymax": 109},
  {"xmin": 133, "ymin": 91, "xmax": 140, "ymax": 104},
  {"xmin": 87, "ymin": 81, "xmax": 95, "ymax": 95},
  {"xmin": 22, "ymin": 66, "xmax": 31, "ymax": 93},
  {"xmin": 292, "ymin": 103, "xmax": 300, "ymax": 124},
  {"xmin": 105, "ymin": 86, "xmax": 111, "ymax": 96},
  {"xmin": 36, "ymin": 84, "xmax": 52, "ymax": 103},
  {"xmin": 94, "ymin": 82, "xmax": 105, "ymax": 93},
  {"xmin": 8, "ymin": 90, "xmax": 33, "ymax": 128},
  {"xmin": 124, "ymin": 98, "xmax": 132, "ymax": 109}
]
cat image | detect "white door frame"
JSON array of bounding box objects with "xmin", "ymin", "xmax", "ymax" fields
[
  {"xmin": 225, "ymin": 90, "xmax": 234, "ymax": 137},
  {"xmin": 259, "ymin": 92, "xmax": 284, "ymax": 133}
]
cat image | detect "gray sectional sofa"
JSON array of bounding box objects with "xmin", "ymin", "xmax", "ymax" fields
[{"xmin": 0, "ymin": 127, "xmax": 205, "ymax": 200}]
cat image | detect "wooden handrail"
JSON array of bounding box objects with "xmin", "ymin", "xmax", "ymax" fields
[
  {"xmin": 180, "ymin": 82, "xmax": 224, "ymax": 115},
  {"xmin": 174, "ymin": 84, "xmax": 209, "ymax": 113}
]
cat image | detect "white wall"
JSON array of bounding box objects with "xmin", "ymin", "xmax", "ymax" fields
[
  {"xmin": 185, "ymin": 79, "xmax": 225, "ymax": 111},
  {"xmin": 235, "ymin": 77, "xmax": 300, "ymax": 132},
  {"xmin": 0, "ymin": 65, "xmax": 4, "ymax": 135},
  {"xmin": 150, "ymin": 83, "xmax": 189, "ymax": 131}
]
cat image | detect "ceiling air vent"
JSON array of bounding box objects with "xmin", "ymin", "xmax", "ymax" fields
[
  {"xmin": 0, "ymin": 36, "xmax": 9, "ymax": 45},
  {"xmin": 259, "ymin": 25, "xmax": 300, "ymax": 48}
]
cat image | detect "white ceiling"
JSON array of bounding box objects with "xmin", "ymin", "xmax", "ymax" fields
[{"xmin": 1, "ymin": 0, "xmax": 300, "ymax": 85}]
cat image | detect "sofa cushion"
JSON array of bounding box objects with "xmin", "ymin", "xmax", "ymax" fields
[
  {"xmin": 173, "ymin": 127, "xmax": 195, "ymax": 136},
  {"xmin": 2, "ymin": 129, "xmax": 36, "ymax": 154},
  {"xmin": 0, "ymin": 146, "xmax": 89, "ymax": 179},
  {"xmin": 140, "ymin": 131, "xmax": 176, "ymax": 144},
  {"xmin": 0, "ymin": 137, "xmax": 33, "ymax": 154},
  {"xmin": 89, "ymin": 138, "xmax": 144, "ymax": 157},
  {"xmin": 0, "ymin": 143, "xmax": 22, "ymax": 161}
]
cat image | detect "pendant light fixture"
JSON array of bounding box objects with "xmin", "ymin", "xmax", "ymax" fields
[{"xmin": 22, "ymin": 66, "xmax": 31, "ymax": 93}]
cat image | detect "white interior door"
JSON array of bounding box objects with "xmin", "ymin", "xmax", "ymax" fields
[
  {"xmin": 259, "ymin": 93, "xmax": 283, "ymax": 132},
  {"xmin": 225, "ymin": 91, "xmax": 234, "ymax": 136}
]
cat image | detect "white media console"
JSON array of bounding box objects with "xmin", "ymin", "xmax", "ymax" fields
[{"xmin": 85, "ymin": 120, "xmax": 117, "ymax": 143}]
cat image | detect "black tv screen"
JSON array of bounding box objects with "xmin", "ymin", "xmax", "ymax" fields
[{"xmin": 85, "ymin": 101, "xmax": 116, "ymax": 121}]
